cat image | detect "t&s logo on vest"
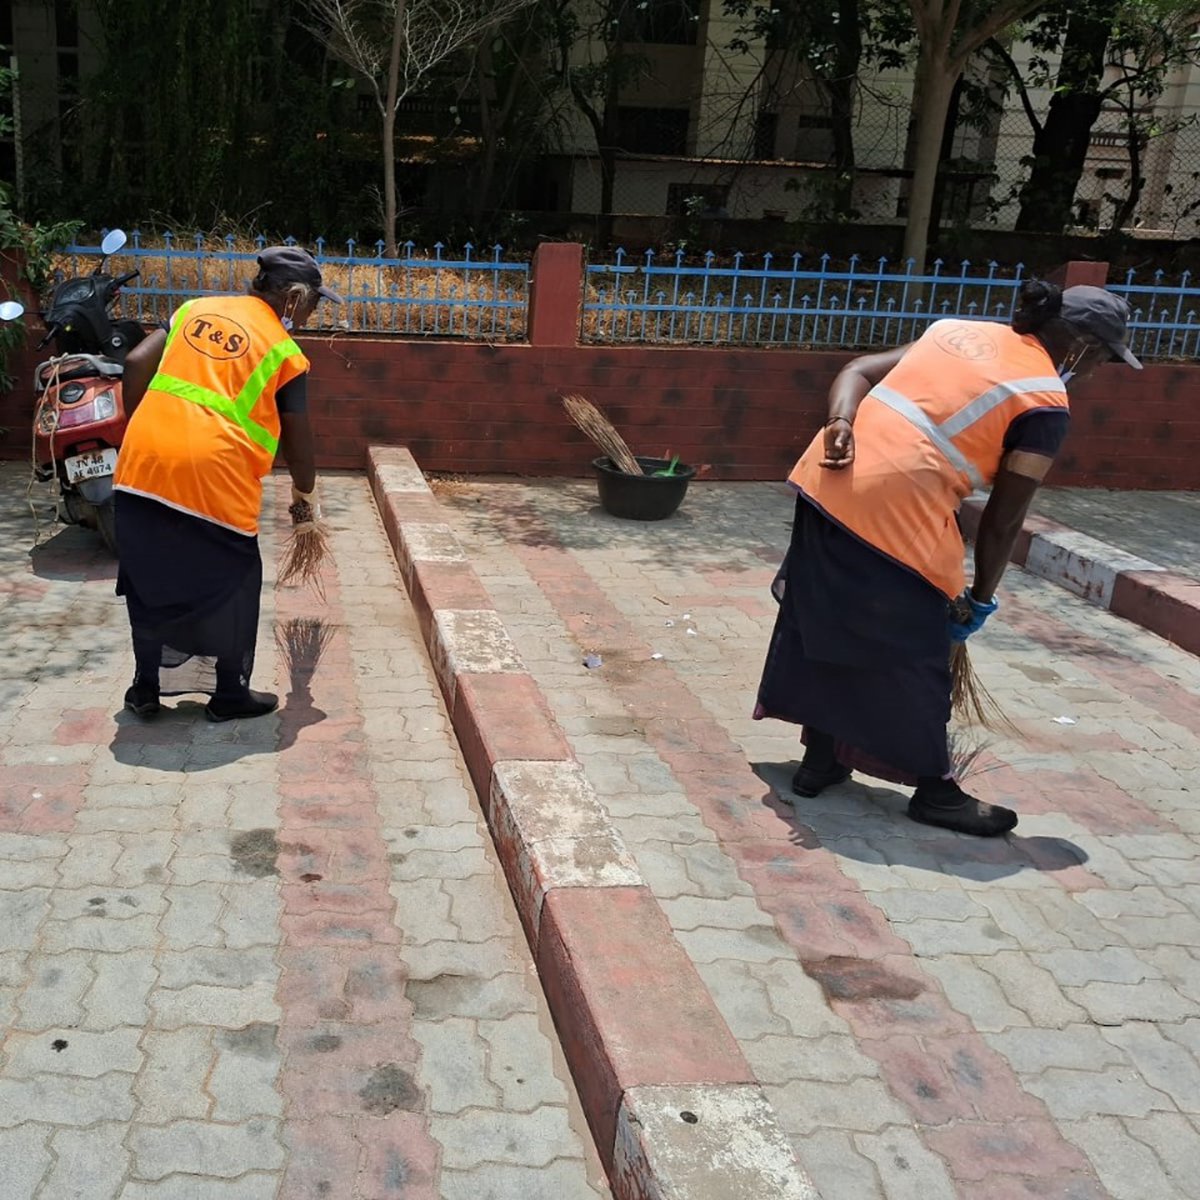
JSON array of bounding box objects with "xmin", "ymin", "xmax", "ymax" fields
[
  {"xmin": 183, "ymin": 312, "xmax": 251, "ymax": 361},
  {"xmin": 933, "ymin": 322, "xmax": 998, "ymax": 362}
]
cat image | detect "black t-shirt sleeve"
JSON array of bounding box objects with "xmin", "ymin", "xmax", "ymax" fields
[
  {"xmin": 275, "ymin": 371, "xmax": 309, "ymax": 415},
  {"xmin": 1003, "ymin": 409, "xmax": 1070, "ymax": 457}
]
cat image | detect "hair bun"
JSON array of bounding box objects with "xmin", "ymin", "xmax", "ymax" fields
[{"xmin": 1012, "ymin": 279, "xmax": 1064, "ymax": 334}]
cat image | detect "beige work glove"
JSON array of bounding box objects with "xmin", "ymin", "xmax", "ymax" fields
[{"xmin": 289, "ymin": 485, "xmax": 322, "ymax": 531}]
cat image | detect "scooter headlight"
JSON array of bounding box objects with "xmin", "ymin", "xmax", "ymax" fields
[
  {"xmin": 37, "ymin": 405, "xmax": 59, "ymax": 435},
  {"xmin": 92, "ymin": 389, "xmax": 117, "ymax": 420}
]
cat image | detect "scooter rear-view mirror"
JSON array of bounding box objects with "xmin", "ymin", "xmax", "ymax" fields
[
  {"xmin": 0, "ymin": 300, "xmax": 25, "ymax": 321},
  {"xmin": 100, "ymin": 229, "xmax": 128, "ymax": 257}
]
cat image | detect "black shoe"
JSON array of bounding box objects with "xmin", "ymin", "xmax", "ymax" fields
[
  {"xmin": 908, "ymin": 780, "xmax": 1017, "ymax": 837},
  {"xmin": 790, "ymin": 761, "xmax": 851, "ymax": 798},
  {"xmin": 205, "ymin": 690, "xmax": 279, "ymax": 723},
  {"xmin": 124, "ymin": 683, "xmax": 161, "ymax": 718}
]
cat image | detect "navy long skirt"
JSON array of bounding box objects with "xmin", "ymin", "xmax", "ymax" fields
[
  {"xmin": 114, "ymin": 490, "xmax": 262, "ymax": 696},
  {"xmin": 755, "ymin": 493, "xmax": 953, "ymax": 786}
]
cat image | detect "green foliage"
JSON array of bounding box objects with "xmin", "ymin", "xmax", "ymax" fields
[{"xmin": 0, "ymin": 54, "xmax": 82, "ymax": 392}]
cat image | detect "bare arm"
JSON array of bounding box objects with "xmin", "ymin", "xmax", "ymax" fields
[
  {"xmin": 971, "ymin": 451, "xmax": 1053, "ymax": 600},
  {"xmin": 278, "ymin": 411, "xmax": 317, "ymax": 495},
  {"xmin": 121, "ymin": 329, "xmax": 166, "ymax": 414},
  {"xmin": 821, "ymin": 344, "xmax": 911, "ymax": 469}
]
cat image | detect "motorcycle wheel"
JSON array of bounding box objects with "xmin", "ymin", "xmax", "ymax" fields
[
  {"xmin": 95, "ymin": 498, "xmax": 118, "ymax": 556},
  {"xmin": 62, "ymin": 490, "xmax": 87, "ymax": 526}
]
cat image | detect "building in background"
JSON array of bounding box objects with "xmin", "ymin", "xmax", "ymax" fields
[{"xmin": 6, "ymin": 0, "xmax": 1199, "ymax": 238}]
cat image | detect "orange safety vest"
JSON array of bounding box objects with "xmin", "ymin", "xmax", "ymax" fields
[
  {"xmin": 115, "ymin": 295, "xmax": 309, "ymax": 535},
  {"xmin": 790, "ymin": 319, "xmax": 1069, "ymax": 599}
]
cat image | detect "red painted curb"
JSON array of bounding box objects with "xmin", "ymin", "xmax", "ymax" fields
[
  {"xmin": 1111, "ymin": 570, "xmax": 1200, "ymax": 657},
  {"xmin": 961, "ymin": 496, "xmax": 1199, "ymax": 655},
  {"xmin": 452, "ymin": 672, "xmax": 574, "ymax": 798},
  {"xmin": 365, "ymin": 445, "xmax": 768, "ymax": 1192},
  {"xmin": 409, "ymin": 561, "xmax": 494, "ymax": 643},
  {"xmin": 537, "ymin": 885, "xmax": 753, "ymax": 1167}
]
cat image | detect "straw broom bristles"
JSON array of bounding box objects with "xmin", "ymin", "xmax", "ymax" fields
[
  {"xmin": 561, "ymin": 393, "xmax": 643, "ymax": 475},
  {"xmin": 950, "ymin": 642, "xmax": 1015, "ymax": 732},
  {"xmin": 277, "ymin": 498, "xmax": 331, "ymax": 600},
  {"xmin": 947, "ymin": 593, "xmax": 1018, "ymax": 735}
]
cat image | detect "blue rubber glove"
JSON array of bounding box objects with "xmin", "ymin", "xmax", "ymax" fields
[{"xmin": 948, "ymin": 590, "xmax": 998, "ymax": 642}]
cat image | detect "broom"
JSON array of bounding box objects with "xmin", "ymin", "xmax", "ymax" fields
[
  {"xmin": 277, "ymin": 488, "xmax": 331, "ymax": 600},
  {"xmin": 948, "ymin": 596, "xmax": 1017, "ymax": 734},
  {"xmin": 561, "ymin": 393, "xmax": 643, "ymax": 475}
]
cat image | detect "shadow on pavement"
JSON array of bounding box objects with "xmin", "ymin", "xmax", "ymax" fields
[
  {"xmin": 435, "ymin": 476, "xmax": 794, "ymax": 573},
  {"xmin": 107, "ymin": 619, "xmax": 332, "ymax": 771},
  {"xmin": 753, "ymin": 760, "xmax": 1091, "ymax": 883},
  {"xmin": 28, "ymin": 525, "xmax": 117, "ymax": 583}
]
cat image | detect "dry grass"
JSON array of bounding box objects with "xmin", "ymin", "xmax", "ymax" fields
[{"xmin": 54, "ymin": 236, "xmax": 530, "ymax": 341}]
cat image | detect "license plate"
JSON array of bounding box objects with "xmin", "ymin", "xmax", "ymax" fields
[{"xmin": 65, "ymin": 448, "xmax": 118, "ymax": 484}]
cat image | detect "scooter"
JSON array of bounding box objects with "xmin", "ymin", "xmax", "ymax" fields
[{"xmin": 28, "ymin": 229, "xmax": 144, "ymax": 553}]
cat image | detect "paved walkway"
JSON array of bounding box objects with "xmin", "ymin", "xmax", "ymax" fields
[
  {"xmin": 431, "ymin": 473, "xmax": 1200, "ymax": 1200},
  {"xmin": 1033, "ymin": 487, "xmax": 1200, "ymax": 581},
  {"xmin": 5, "ymin": 459, "xmax": 1200, "ymax": 1200},
  {"xmin": 0, "ymin": 465, "xmax": 608, "ymax": 1200}
]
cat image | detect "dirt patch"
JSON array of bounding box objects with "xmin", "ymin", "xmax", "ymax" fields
[
  {"xmin": 427, "ymin": 473, "xmax": 478, "ymax": 501},
  {"xmin": 804, "ymin": 956, "xmax": 924, "ymax": 1002},
  {"xmin": 218, "ymin": 1023, "xmax": 278, "ymax": 1060},
  {"xmin": 229, "ymin": 829, "xmax": 280, "ymax": 878},
  {"xmin": 359, "ymin": 1064, "xmax": 422, "ymax": 1115}
]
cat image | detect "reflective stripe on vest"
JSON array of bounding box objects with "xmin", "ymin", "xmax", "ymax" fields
[
  {"xmin": 146, "ymin": 311, "xmax": 301, "ymax": 456},
  {"xmin": 869, "ymin": 374, "xmax": 1065, "ymax": 491},
  {"xmin": 870, "ymin": 384, "xmax": 984, "ymax": 490},
  {"xmin": 938, "ymin": 376, "xmax": 1065, "ymax": 437}
]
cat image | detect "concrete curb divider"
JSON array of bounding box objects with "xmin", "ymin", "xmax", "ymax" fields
[
  {"xmin": 367, "ymin": 446, "xmax": 820, "ymax": 1200},
  {"xmin": 961, "ymin": 497, "xmax": 1200, "ymax": 656}
]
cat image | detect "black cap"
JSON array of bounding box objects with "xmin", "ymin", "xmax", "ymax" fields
[
  {"xmin": 257, "ymin": 245, "xmax": 344, "ymax": 305},
  {"xmin": 1061, "ymin": 285, "xmax": 1142, "ymax": 370}
]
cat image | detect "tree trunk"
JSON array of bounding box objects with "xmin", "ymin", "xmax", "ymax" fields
[
  {"xmin": 596, "ymin": 41, "xmax": 622, "ymax": 250},
  {"xmin": 382, "ymin": 0, "xmax": 406, "ymax": 257},
  {"xmin": 927, "ymin": 75, "xmax": 964, "ymax": 237},
  {"xmin": 1109, "ymin": 109, "xmax": 1144, "ymax": 233},
  {"xmin": 902, "ymin": 50, "xmax": 959, "ymax": 269},
  {"xmin": 822, "ymin": 0, "xmax": 861, "ymax": 213},
  {"xmin": 472, "ymin": 39, "xmax": 500, "ymax": 229},
  {"xmin": 1014, "ymin": 0, "xmax": 1115, "ymax": 233}
]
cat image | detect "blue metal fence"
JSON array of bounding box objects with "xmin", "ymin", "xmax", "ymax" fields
[
  {"xmin": 584, "ymin": 250, "xmax": 1029, "ymax": 349},
  {"xmin": 1111, "ymin": 268, "xmax": 1200, "ymax": 360},
  {"xmin": 584, "ymin": 249, "xmax": 1200, "ymax": 360},
  {"xmin": 51, "ymin": 233, "xmax": 1200, "ymax": 359},
  {"xmin": 58, "ymin": 232, "xmax": 531, "ymax": 340}
]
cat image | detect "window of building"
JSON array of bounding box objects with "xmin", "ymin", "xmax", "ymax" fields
[
  {"xmin": 54, "ymin": 0, "xmax": 79, "ymax": 47},
  {"xmin": 755, "ymin": 112, "xmax": 780, "ymax": 160},
  {"xmin": 621, "ymin": 0, "xmax": 701, "ymax": 46},
  {"xmin": 617, "ymin": 107, "xmax": 690, "ymax": 155},
  {"xmin": 794, "ymin": 114, "xmax": 834, "ymax": 162}
]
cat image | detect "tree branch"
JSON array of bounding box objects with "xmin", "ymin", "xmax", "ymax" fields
[{"xmin": 984, "ymin": 35, "xmax": 1042, "ymax": 136}]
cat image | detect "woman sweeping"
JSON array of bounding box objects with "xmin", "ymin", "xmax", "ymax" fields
[
  {"xmin": 756, "ymin": 281, "xmax": 1141, "ymax": 836},
  {"xmin": 113, "ymin": 246, "xmax": 342, "ymax": 721}
]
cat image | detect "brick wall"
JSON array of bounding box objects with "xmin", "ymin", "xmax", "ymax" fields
[
  {"xmin": 297, "ymin": 338, "xmax": 1199, "ymax": 489},
  {"xmin": 2, "ymin": 247, "xmax": 1197, "ymax": 489}
]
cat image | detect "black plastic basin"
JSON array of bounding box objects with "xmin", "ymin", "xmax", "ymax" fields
[{"xmin": 592, "ymin": 456, "xmax": 696, "ymax": 521}]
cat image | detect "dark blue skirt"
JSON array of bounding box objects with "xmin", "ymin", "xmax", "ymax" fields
[{"xmin": 755, "ymin": 493, "xmax": 952, "ymax": 785}]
